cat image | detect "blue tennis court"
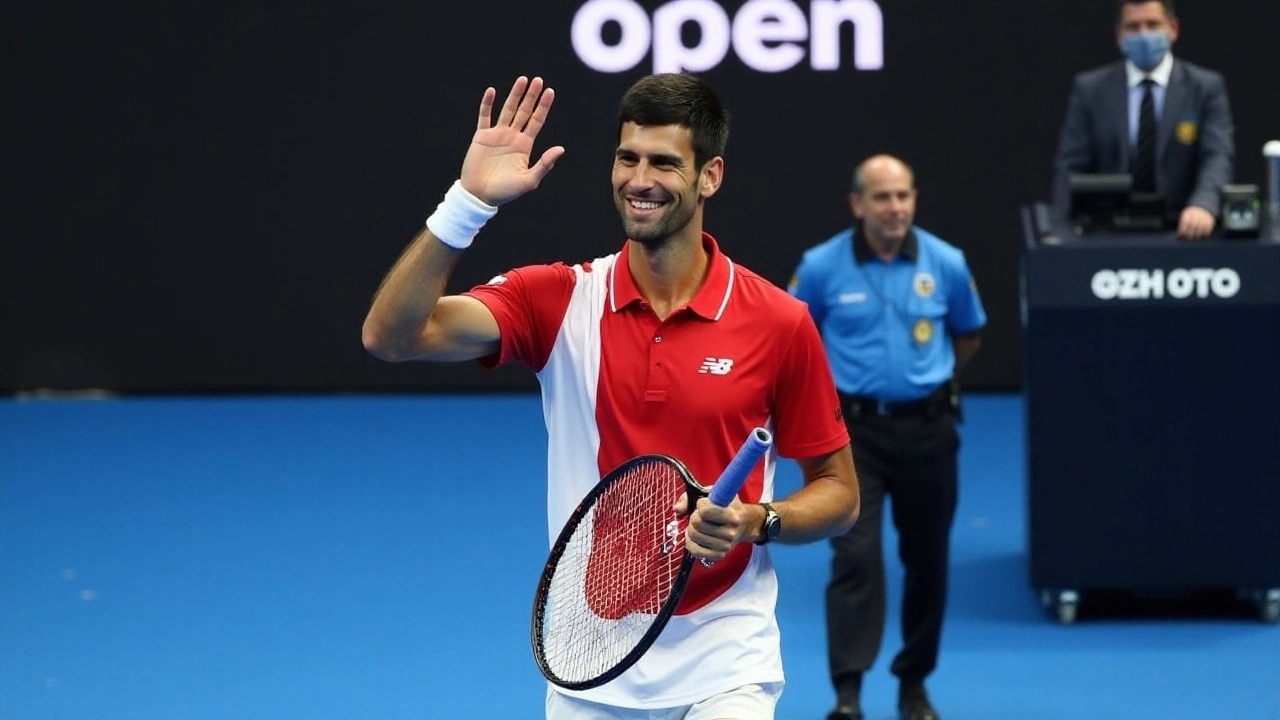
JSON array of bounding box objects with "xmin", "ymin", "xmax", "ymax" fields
[{"xmin": 2, "ymin": 393, "xmax": 1277, "ymax": 719}]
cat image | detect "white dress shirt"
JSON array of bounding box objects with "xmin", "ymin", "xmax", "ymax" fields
[{"xmin": 1126, "ymin": 52, "xmax": 1175, "ymax": 147}]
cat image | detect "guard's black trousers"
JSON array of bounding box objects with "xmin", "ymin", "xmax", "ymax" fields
[{"xmin": 826, "ymin": 408, "xmax": 959, "ymax": 691}]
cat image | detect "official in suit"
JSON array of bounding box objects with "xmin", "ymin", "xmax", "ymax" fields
[{"xmin": 1051, "ymin": 0, "xmax": 1234, "ymax": 240}]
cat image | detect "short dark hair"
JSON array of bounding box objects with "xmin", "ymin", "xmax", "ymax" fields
[
  {"xmin": 617, "ymin": 73, "xmax": 730, "ymax": 170},
  {"xmin": 1117, "ymin": 0, "xmax": 1176, "ymax": 22}
]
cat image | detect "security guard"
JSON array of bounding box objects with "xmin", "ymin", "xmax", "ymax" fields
[{"xmin": 789, "ymin": 155, "xmax": 985, "ymax": 720}]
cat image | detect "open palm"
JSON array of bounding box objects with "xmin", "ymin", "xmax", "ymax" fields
[{"xmin": 460, "ymin": 76, "xmax": 566, "ymax": 207}]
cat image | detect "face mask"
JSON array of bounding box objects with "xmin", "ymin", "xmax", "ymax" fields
[{"xmin": 1121, "ymin": 31, "xmax": 1171, "ymax": 71}]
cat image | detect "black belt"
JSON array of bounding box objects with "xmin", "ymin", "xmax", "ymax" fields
[{"xmin": 838, "ymin": 382, "xmax": 958, "ymax": 421}]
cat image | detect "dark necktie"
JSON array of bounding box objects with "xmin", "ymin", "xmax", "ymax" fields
[{"xmin": 1133, "ymin": 78, "xmax": 1157, "ymax": 193}]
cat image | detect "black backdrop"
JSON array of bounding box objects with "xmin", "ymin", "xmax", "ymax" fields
[{"xmin": 4, "ymin": 1, "xmax": 1278, "ymax": 394}]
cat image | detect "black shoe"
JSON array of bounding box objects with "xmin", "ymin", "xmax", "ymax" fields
[
  {"xmin": 826, "ymin": 703, "xmax": 864, "ymax": 720},
  {"xmin": 897, "ymin": 681, "xmax": 940, "ymax": 720},
  {"xmin": 827, "ymin": 673, "xmax": 863, "ymax": 720}
]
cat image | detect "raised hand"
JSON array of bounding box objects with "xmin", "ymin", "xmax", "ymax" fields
[{"xmin": 459, "ymin": 76, "xmax": 566, "ymax": 207}]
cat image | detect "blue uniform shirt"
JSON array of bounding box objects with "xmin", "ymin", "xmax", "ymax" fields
[{"xmin": 789, "ymin": 226, "xmax": 987, "ymax": 402}]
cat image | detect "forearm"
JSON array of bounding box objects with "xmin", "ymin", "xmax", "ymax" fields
[
  {"xmin": 953, "ymin": 334, "xmax": 981, "ymax": 371},
  {"xmin": 744, "ymin": 448, "xmax": 860, "ymax": 545},
  {"xmin": 774, "ymin": 482, "xmax": 859, "ymax": 544},
  {"xmin": 361, "ymin": 77, "xmax": 559, "ymax": 363},
  {"xmin": 1188, "ymin": 156, "xmax": 1232, "ymax": 214},
  {"xmin": 1188, "ymin": 158, "xmax": 1232, "ymax": 215},
  {"xmin": 1188, "ymin": 86, "xmax": 1235, "ymax": 214},
  {"xmin": 362, "ymin": 228, "xmax": 463, "ymax": 361}
]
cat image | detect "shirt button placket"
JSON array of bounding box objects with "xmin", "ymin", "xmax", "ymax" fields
[{"xmin": 645, "ymin": 331, "xmax": 668, "ymax": 401}]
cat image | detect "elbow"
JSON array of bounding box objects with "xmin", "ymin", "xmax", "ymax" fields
[
  {"xmin": 838, "ymin": 499, "xmax": 861, "ymax": 536},
  {"xmin": 362, "ymin": 320, "xmax": 411, "ymax": 362},
  {"xmin": 838, "ymin": 477, "xmax": 862, "ymax": 535},
  {"xmin": 820, "ymin": 486, "xmax": 860, "ymax": 538},
  {"xmin": 954, "ymin": 334, "xmax": 982, "ymax": 365},
  {"xmin": 362, "ymin": 314, "xmax": 445, "ymax": 363}
]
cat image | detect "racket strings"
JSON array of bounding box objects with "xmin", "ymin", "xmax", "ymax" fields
[{"xmin": 538, "ymin": 460, "xmax": 686, "ymax": 684}]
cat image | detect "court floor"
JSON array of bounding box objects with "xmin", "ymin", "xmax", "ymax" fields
[{"xmin": 1, "ymin": 393, "xmax": 1277, "ymax": 719}]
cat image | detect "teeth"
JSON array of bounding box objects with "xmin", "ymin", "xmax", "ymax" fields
[{"xmin": 630, "ymin": 200, "xmax": 660, "ymax": 210}]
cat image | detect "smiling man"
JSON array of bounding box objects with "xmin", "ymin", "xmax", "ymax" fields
[
  {"xmin": 361, "ymin": 73, "xmax": 860, "ymax": 720},
  {"xmin": 1051, "ymin": 0, "xmax": 1235, "ymax": 240}
]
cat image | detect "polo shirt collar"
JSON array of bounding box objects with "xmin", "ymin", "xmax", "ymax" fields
[
  {"xmin": 852, "ymin": 223, "xmax": 918, "ymax": 264},
  {"xmin": 609, "ymin": 232, "xmax": 736, "ymax": 321}
]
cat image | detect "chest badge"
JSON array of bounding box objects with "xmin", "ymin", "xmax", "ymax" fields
[
  {"xmin": 1176, "ymin": 119, "xmax": 1198, "ymax": 145},
  {"xmin": 913, "ymin": 272, "xmax": 936, "ymax": 298},
  {"xmin": 698, "ymin": 357, "xmax": 734, "ymax": 376},
  {"xmin": 913, "ymin": 318, "xmax": 934, "ymax": 345}
]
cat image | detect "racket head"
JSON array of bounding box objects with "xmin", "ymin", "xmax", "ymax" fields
[{"xmin": 531, "ymin": 454, "xmax": 705, "ymax": 690}]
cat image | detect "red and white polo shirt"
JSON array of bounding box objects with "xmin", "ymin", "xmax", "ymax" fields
[{"xmin": 465, "ymin": 233, "xmax": 849, "ymax": 708}]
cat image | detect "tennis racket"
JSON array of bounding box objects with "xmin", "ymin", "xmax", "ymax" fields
[{"xmin": 531, "ymin": 428, "xmax": 774, "ymax": 690}]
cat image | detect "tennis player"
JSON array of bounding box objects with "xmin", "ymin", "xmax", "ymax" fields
[{"xmin": 362, "ymin": 73, "xmax": 860, "ymax": 720}]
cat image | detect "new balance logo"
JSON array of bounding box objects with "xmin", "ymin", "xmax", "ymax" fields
[
  {"xmin": 662, "ymin": 519, "xmax": 680, "ymax": 554},
  {"xmin": 698, "ymin": 357, "xmax": 734, "ymax": 375}
]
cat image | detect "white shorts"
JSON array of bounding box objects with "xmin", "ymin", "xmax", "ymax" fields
[{"xmin": 544, "ymin": 683, "xmax": 782, "ymax": 720}]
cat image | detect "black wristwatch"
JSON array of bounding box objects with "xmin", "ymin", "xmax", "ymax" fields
[{"xmin": 755, "ymin": 502, "xmax": 781, "ymax": 545}]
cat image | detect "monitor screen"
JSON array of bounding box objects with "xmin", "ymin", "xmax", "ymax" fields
[{"xmin": 1070, "ymin": 173, "xmax": 1166, "ymax": 232}]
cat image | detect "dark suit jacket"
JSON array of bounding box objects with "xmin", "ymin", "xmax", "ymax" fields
[{"xmin": 1051, "ymin": 58, "xmax": 1234, "ymax": 219}]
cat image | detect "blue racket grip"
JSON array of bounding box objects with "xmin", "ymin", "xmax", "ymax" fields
[{"xmin": 707, "ymin": 428, "xmax": 774, "ymax": 507}]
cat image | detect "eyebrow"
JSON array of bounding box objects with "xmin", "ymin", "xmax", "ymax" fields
[{"xmin": 615, "ymin": 148, "xmax": 686, "ymax": 166}]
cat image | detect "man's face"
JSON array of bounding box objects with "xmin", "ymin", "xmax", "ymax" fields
[
  {"xmin": 850, "ymin": 163, "xmax": 917, "ymax": 245},
  {"xmin": 1117, "ymin": 1, "xmax": 1179, "ymax": 44},
  {"xmin": 611, "ymin": 122, "xmax": 719, "ymax": 245}
]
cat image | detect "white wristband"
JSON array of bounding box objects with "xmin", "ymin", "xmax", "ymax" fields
[{"xmin": 425, "ymin": 180, "xmax": 498, "ymax": 249}]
